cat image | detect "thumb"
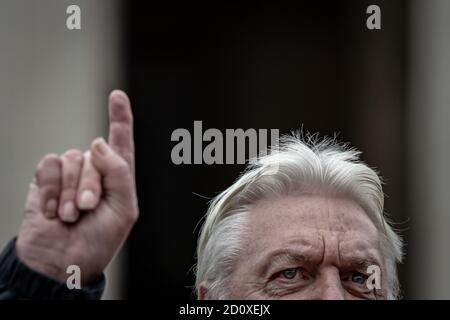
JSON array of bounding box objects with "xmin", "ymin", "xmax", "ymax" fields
[{"xmin": 90, "ymin": 137, "xmax": 137, "ymax": 215}]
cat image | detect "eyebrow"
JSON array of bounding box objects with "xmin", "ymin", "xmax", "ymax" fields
[
  {"xmin": 257, "ymin": 249, "xmax": 312, "ymax": 278},
  {"xmin": 338, "ymin": 239, "xmax": 382, "ymax": 270},
  {"xmin": 272, "ymin": 250, "xmax": 309, "ymax": 265},
  {"xmin": 343, "ymin": 256, "xmax": 380, "ymax": 270},
  {"xmin": 257, "ymin": 250, "xmax": 381, "ymax": 278}
]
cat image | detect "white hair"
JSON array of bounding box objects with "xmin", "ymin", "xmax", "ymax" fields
[{"xmin": 195, "ymin": 132, "xmax": 403, "ymax": 299}]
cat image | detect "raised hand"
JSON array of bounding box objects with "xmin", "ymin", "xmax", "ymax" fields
[{"xmin": 16, "ymin": 90, "xmax": 138, "ymax": 284}]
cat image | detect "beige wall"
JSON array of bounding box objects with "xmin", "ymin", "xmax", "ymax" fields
[
  {"xmin": 408, "ymin": 0, "xmax": 450, "ymax": 299},
  {"xmin": 0, "ymin": 0, "xmax": 125, "ymax": 299}
]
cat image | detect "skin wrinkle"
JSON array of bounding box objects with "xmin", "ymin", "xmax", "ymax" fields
[
  {"xmin": 196, "ymin": 136, "xmax": 402, "ymax": 300},
  {"xmin": 335, "ymin": 234, "xmax": 341, "ymax": 267},
  {"xmin": 321, "ymin": 234, "xmax": 327, "ymax": 267},
  {"xmin": 227, "ymin": 194, "xmax": 386, "ymax": 300},
  {"xmin": 260, "ymin": 250, "xmax": 309, "ymax": 281}
]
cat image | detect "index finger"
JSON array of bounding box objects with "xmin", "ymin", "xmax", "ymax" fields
[{"xmin": 108, "ymin": 90, "xmax": 135, "ymax": 172}]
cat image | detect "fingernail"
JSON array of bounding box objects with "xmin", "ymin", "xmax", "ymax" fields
[
  {"xmin": 45, "ymin": 199, "xmax": 57, "ymax": 218},
  {"xmin": 79, "ymin": 190, "xmax": 96, "ymax": 210},
  {"xmin": 93, "ymin": 137, "xmax": 109, "ymax": 156},
  {"xmin": 62, "ymin": 201, "xmax": 76, "ymax": 222}
]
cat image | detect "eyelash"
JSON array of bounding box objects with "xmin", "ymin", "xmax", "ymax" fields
[
  {"xmin": 275, "ymin": 267, "xmax": 310, "ymax": 282},
  {"xmin": 273, "ymin": 268, "xmax": 370, "ymax": 290},
  {"xmin": 342, "ymin": 271, "xmax": 370, "ymax": 285},
  {"xmin": 266, "ymin": 269, "xmax": 376, "ymax": 299},
  {"xmin": 263, "ymin": 268, "xmax": 308, "ymax": 297},
  {"xmin": 341, "ymin": 271, "xmax": 378, "ymax": 298}
]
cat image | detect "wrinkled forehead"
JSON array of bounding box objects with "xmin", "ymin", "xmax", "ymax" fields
[{"xmin": 246, "ymin": 194, "xmax": 381, "ymax": 250}]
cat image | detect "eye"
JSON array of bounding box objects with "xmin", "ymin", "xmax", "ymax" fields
[
  {"xmin": 281, "ymin": 268, "xmax": 298, "ymax": 280},
  {"xmin": 351, "ymin": 272, "xmax": 369, "ymax": 285}
]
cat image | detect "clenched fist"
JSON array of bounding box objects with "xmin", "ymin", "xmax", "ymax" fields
[{"xmin": 16, "ymin": 90, "xmax": 138, "ymax": 284}]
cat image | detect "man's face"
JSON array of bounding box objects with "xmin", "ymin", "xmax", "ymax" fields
[{"xmin": 227, "ymin": 195, "xmax": 386, "ymax": 299}]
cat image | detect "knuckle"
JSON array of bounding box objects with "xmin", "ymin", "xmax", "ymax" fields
[
  {"xmin": 35, "ymin": 155, "xmax": 61, "ymax": 183},
  {"xmin": 59, "ymin": 188, "xmax": 77, "ymax": 202},
  {"xmin": 111, "ymin": 158, "xmax": 130, "ymax": 176},
  {"xmin": 79, "ymin": 174, "xmax": 99, "ymax": 186},
  {"xmin": 63, "ymin": 171, "xmax": 78, "ymax": 186},
  {"xmin": 62, "ymin": 149, "xmax": 83, "ymax": 162},
  {"xmin": 122, "ymin": 152, "xmax": 134, "ymax": 167},
  {"xmin": 41, "ymin": 185, "xmax": 60, "ymax": 199},
  {"xmin": 37, "ymin": 154, "xmax": 60, "ymax": 170},
  {"xmin": 79, "ymin": 178, "xmax": 101, "ymax": 194},
  {"xmin": 43, "ymin": 153, "xmax": 60, "ymax": 161},
  {"xmin": 81, "ymin": 164, "xmax": 100, "ymax": 179}
]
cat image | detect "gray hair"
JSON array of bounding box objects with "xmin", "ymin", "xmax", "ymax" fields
[{"xmin": 195, "ymin": 133, "xmax": 403, "ymax": 299}]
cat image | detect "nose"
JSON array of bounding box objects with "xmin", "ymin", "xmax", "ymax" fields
[{"xmin": 317, "ymin": 268, "xmax": 345, "ymax": 300}]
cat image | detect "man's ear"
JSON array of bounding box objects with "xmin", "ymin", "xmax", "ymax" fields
[{"xmin": 198, "ymin": 281, "xmax": 208, "ymax": 300}]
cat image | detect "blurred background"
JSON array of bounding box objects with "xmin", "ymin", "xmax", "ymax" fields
[{"xmin": 0, "ymin": 0, "xmax": 449, "ymax": 299}]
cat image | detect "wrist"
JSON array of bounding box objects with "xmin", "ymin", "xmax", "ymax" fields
[
  {"xmin": 0, "ymin": 238, "xmax": 106, "ymax": 300},
  {"xmin": 16, "ymin": 241, "xmax": 67, "ymax": 283}
]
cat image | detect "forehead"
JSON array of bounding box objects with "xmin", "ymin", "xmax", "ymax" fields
[{"xmin": 246, "ymin": 194, "xmax": 380, "ymax": 249}]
